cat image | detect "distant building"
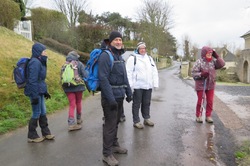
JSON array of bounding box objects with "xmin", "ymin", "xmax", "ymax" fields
[
  {"xmin": 13, "ymin": 9, "xmax": 32, "ymax": 41},
  {"xmin": 238, "ymin": 30, "xmax": 250, "ymax": 83}
]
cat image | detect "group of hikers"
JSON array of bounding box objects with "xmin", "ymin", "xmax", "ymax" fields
[{"xmin": 23, "ymin": 30, "xmax": 224, "ymax": 166}]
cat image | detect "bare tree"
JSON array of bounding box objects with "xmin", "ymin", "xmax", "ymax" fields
[
  {"xmin": 181, "ymin": 35, "xmax": 192, "ymax": 60},
  {"xmin": 137, "ymin": 0, "xmax": 174, "ymax": 31},
  {"xmin": 53, "ymin": 0, "xmax": 88, "ymax": 28},
  {"xmin": 135, "ymin": 0, "xmax": 175, "ymax": 55}
]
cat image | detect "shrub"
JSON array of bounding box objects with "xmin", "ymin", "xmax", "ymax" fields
[
  {"xmin": 40, "ymin": 38, "xmax": 89, "ymax": 63},
  {"xmin": 216, "ymin": 69, "xmax": 240, "ymax": 83},
  {"xmin": 0, "ymin": 0, "xmax": 20, "ymax": 30}
]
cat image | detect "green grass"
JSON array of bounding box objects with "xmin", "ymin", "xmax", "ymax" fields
[
  {"xmin": 0, "ymin": 27, "xmax": 89, "ymax": 134},
  {"xmin": 235, "ymin": 140, "xmax": 250, "ymax": 166}
]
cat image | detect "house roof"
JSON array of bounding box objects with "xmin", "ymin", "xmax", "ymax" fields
[
  {"xmin": 223, "ymin": 51, "xmax": 236, "ymax": 62},
  {"xmin": 241, "ymin": 30, "xmax": 250, "ymax": 38},
  {"xmin": 195, "ymin": 47, "xmax": 236, "ymax": 62}
]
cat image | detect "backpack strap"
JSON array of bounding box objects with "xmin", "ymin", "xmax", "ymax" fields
[
  {"xmin": 103, "ymin": 50, "xmax": 114, "ymax": 69},
  {"xmin": 148, "ymin": 56, "xmax": 155, "ymax": 67}
]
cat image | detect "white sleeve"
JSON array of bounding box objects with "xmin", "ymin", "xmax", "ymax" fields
[
  {"xmin": 150, "ymin": 57, "xmax": 159, "ymax": 88},
  {"xmin": 126, "ymin": 56, "xmax": 135, "ymax": 88}
]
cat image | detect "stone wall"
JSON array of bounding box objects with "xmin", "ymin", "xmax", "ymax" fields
[
  {"xmin": 156, "ymin": 58, "xmax": 169, "ymax": 69},
  {"xmin": 237, "ymin": 49, "xmax": 250, "ymax": 83},
  {"xmin": 180, "ymin": 62, "xmax": 189, "ymax": 78}
]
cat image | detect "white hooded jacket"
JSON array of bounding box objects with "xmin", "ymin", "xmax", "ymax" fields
[{"xmin": 126, "ymin": 53, "xmax": 159, "ymax": 90}]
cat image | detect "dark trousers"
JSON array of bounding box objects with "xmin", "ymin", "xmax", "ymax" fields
[
  {"xmin": 101, "ymin": 98, "xmax": 124, "ymax": 156},
  {"xmin": 132, "ymin": 89, "xmax": 152, "ymax": 123}
]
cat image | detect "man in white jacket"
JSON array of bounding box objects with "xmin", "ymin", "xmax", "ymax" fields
[{"xmin": 126, "ymin": 42, "xmax": 159, "ymax": 129}]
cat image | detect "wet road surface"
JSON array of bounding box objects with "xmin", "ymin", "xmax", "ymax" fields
[{"xmin": 0, "ymin": 61, "xmax": 237, "ymax": 166}]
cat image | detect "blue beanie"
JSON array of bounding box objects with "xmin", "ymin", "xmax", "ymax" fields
[{"xmin": 32, "ymin": 43, "xmax": 46, "ymax": 57}]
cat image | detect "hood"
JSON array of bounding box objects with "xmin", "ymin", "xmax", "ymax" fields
[
  {"xmin": 32, "ymin": 43, "xmax": 46, "ymax": 58},
  {"xmin": 201, "ymin": 46, "xmax": 213, "ymax": 58},
  {"xmin": 100, "ymin": 39, "xmax": 109, "ymax": 49}
]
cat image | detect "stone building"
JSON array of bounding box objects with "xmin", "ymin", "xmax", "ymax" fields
[{"xmin": 238, "ymin": 30, "xmax": 250, "ymax": 83}]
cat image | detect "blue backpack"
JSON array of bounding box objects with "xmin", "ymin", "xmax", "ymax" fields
[
  {"xmin": 13, "ymin": 57, "xmax": 30, "ymax": 89},
  {"xmin": 84, "ymin": 49, "xmax": 114, "ymax": 94}
]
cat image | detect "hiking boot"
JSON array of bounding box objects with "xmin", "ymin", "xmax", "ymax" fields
[
  {"xmin": 103, "ymin": 154, "xmax": 119, "ymax": 166},
  {"xmin": 196, "ymin": 117, "xmax": 203, "ymax": 123},
  {"xmin": 44, "ymin": 134, "xmax": 55, "ymax": 140},
  {"xmin": 120, "ymin": 116, "xmax": 126, "ymax": 122},
  {"xmin": 144, "ymin": 119, "xmax": 154, "ymax": 126},
  {"xmin": 77, "ymin": 119, "xmax": 83, "ymax": 124},
  {"xmin": 112, "ymin": 146, "xmax": 128, "ymax": 154},
  {"xmin": 68, "ymin": 124, "xmax": 82, "ymax": 131},
  {"xmin": 133, "ymin": 122, "xmax": 144, "ymax": 129},
  {"xmin": 206, "ymin": 117, "xmax": 213, "ymax": 123},
  {"xmin": 28, "ymin": 137, "xmax": 45, "ymax": 143}
]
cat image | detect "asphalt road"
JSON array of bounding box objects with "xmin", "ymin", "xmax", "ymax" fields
[{"xmin": 0, "ymin": 61, "xmax": 239, "ymax": 166}]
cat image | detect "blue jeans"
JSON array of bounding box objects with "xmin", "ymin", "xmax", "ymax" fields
[{"xmin": 30, "ymin": 95, "xmax": 46, "ymax": 119}]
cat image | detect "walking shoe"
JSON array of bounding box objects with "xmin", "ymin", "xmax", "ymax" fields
[
  {"xmin": 205, "ymin": 117, "xmax": 213, "ymax": 123},
  {"xmin": 68, "ymin": 124, "xmax": 82, "ymax": 131},
  {"xmin": 120, "ymin": 116, "xmax": 126, "ymax": 122},
  {"xmin": 196, "ymin": 117, "xmax": 203, "ymax": 123},
  {"xmin": 112, "ymin": 146, "xmax": 128, "ymax": 154},
  {"xmin": 133, "ymin": 122, "xmax": 144, "ymax": 129},
  {"xmin": 144, "ymin": 119, "xmax": 154, "ymax": 126},
  {"xmin": 44, "ymin": 134, "xmax": 55, "ymax": 140},
  {"xmin": 103, "ymin": 154, "xmax": 119, "ymax": 166},
  {"xmin": 28, "ymin": 137, "xmax": 45, "ymax": 143},
  {"xmin": 77, "ymin": 119, "xmax": 83, "ymax": 124}
]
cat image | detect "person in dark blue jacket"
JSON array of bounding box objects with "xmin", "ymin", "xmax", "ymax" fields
[
  {"xmin": 100, "ymin": 38, "xmax": 126, "ymax": 123},
  {"xmin": 24, "ymin": 43, "xmax": 54, "ymax": 143},
  {"xmin": 98, "ymin": 31, "xmax": 132, "ymax": 166}
]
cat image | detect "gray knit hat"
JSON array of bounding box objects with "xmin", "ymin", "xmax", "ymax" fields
[{"xmin": 67, "ymin": 51, "xmax": 80, "ymax": 58}]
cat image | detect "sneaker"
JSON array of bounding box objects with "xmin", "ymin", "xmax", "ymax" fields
[
  {"xmin": 205, "ymin": 117, "xmax": 213, "ymax": 123},
  {"xmin": 103, "ymin": 154, "xmax": 119, "ymax": 166},
  {"xmin": 44, "ymin": 134, "xmax": 55, "ymax": 140},
  {"xmin": 120, "ymin": 116, "xmax": 126, "ymax": 122},
  {"xmin": 77, "ymin": 119, "xmax": 83, "ymax": 124},
  {"xmin": 112, "ymin": 146, "xmax": 128, "ymax": 154},
  {"xmin": 133, "ymin": 122, "xmax": 144, "ymax": 129},
  {"xmin": 28, "ymin": 137, "xmax": 45, "ymax": 143},
  {"xmin": 196, "ymin": 117, "xmax": 203, "ymax": 123},
  {"xmin": 68, "ymin": 124, "xmax": 82, "ymax": 131},
  {"xmin": 144, "ymin": 119, "xmax": 154, "ymax": 126}
]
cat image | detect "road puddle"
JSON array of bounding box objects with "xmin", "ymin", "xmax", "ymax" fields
[
  {"xmin": 181, "ymin": 123, "xmax": 225, "ymax": 166},
  {"xmin": 205, "ymin": 125, "xmax": 217, "ymax": 165}
]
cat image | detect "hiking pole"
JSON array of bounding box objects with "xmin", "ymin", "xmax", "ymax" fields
[{"xmin": 199, "ymin": 78, "xmax": 207, "ymax": 117}]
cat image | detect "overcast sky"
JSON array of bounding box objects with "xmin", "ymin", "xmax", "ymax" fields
[{"xmin": 39, "ymin": 0, "xmax": 250, "ymax": 54}]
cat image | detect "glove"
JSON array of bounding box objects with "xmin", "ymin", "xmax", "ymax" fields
[
  {"xmin": 31, "ymin": 98, "xmax": 39, "ymax": 105},
  {"xmin": 201, "ymin": 71, "xmax": 209, "ymax": 78},
  {"xmin": 212, "ymin": 51, "xmax": 219, "ymax": 59},
  {"xmin": 126, "ymin": 96, "xmax": 132, "ymax": 103},
  {"xmin": 110, "ymin": 101, "xmax": 118, "ymax": 111},
  {"xmin": 44, "ymin": 92, "xmax": 51, "ymax": 100}
]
